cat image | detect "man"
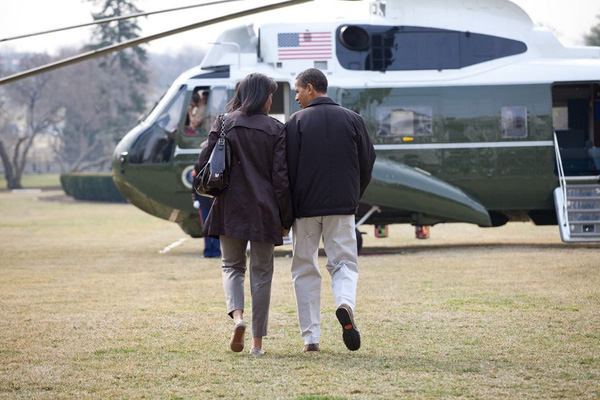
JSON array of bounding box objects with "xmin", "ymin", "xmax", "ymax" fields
[{"xmin": 285, "ymin": 68, "xmax": 376, "ymax": 352}]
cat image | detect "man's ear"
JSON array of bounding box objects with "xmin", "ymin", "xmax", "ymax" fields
[{"xmin": 306, "ymin": 83, "xmax": 315, "ymax": 94}]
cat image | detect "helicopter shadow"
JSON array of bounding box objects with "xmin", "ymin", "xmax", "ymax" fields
[
  {"xmin": 168, "ymin": 240, "xmax": 598, "ymax": 259},
  {"xmin": 356, "ymin": 242, "xmax": 599, "ymax": 256}
]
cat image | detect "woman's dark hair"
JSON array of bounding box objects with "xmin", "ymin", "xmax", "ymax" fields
[
  {"xmin": 226, "ymin": 73, "xmax": 278, "ymax": 115},
  {"xmin": 295, "ymin": 68, "xmax": 328, "ymax": 94}
]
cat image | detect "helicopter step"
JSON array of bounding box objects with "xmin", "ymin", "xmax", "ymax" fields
[{"xmin": 554, "ymin": 181, "xmax": 600, "ymax": 242}]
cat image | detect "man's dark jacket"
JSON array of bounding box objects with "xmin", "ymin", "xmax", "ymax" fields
[{"xmin": 286, "ymin": 97, "xmax": 376, "ymax": 218}]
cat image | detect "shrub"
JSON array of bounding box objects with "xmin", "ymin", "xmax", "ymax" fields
[{"xmin": 60, "ymin": 173, "xmax": 126, "ymax": 202}]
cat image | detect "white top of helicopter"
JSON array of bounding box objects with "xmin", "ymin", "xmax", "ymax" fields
[
  {"xmin": 368, "ymin": 0, "xmax": 533, "ymax": 38},
  {"xmin": 173, "ymin": 0, "xmax": 600, "ymax": 90}
]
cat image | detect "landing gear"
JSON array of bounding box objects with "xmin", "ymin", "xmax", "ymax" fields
[{"xmin": 355, "ymin": 205, "xmax": 380, "ymax": 254}]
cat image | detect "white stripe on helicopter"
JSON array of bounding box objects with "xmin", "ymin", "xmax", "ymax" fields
[
  {"xmin": 373, "ymin": 141, "xmax": 554, "ymax": 150},
  {"xmin": 174, "ymin": 140, "xmax": 554, "ymax": 157}
]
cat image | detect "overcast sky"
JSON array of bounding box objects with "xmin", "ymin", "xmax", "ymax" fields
[{"xmin": 1, "ymin": 0, "xmax": 599, "ymax": 55}]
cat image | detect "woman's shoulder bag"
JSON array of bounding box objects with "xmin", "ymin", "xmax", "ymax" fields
[{"xmin": 194, "ymin": 113, "xmax": 231, "ymax": 197}]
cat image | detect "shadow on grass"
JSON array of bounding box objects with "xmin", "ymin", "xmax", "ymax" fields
[
  {"xmin": 173, "ymin": 242, "xmax": 598, "ymax": 259},
  {"xmin": 358, "ymin": 242, "xmax": 599, "ymax": 256}
]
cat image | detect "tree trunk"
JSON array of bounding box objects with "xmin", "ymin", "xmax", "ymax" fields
[{"xmin": 0, "ymin": 139, "xmax": 21, "ymax": 189}]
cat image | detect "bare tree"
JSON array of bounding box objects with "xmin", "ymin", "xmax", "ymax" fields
[
  {"xmin": 45, "ymin": 0, "xmax": 151, "ymax": 173},
  {"xmin": 0, "ymin": 96, "xmax": 17, "ymax": 187},
  {"xmin": 49, "ymin": 50, "xmax": 128, "ymax": 172},
  {"xmin": 0, "ymin": 54, "xmax": 63, "ymax": 189}
]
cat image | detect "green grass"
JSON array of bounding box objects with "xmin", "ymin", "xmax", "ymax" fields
[
  {"xmin": 0, "ymin": 173, "xmax": 61, "ymax": 189},
  {"xmin": 0, "ymin": 190, "xmax": 599, "ymax": 399}
]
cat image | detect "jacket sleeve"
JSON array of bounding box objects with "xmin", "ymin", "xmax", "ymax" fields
[
  {"xmin": 284, "ymin": 116, "xmax": 300, "ymax": 201},
  {"xmin": 355, "ymin": 115, "xmax": 376, "ymax": 198},
  {"xmin": 272, "ymin": 127, "xmax": 294, "ymax": 229}
]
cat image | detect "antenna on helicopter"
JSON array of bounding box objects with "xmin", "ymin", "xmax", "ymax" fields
[
  {"xmin": 0, "ymin": 0, "xmax": 248, "ymax": 43},
  {"xmin": 0, "ymin": 0, "xmax": 312, "ymax": 86}
]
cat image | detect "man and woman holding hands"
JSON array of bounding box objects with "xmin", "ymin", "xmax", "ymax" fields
[{"xmin": 195, "ymin": 68, "xmax": 376, "ymax": 355}]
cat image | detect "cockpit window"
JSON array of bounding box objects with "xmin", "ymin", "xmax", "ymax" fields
[
  {"xmin": 200, "ymin": 86, "xmax": 229, "ymax": 132},
  {"xmin": 156, "ymin": 86, "xmax": 186, "ymax": 133},
  {"xmin": 128, "ymin": 126, "xmax": 173, "ymax": 164},
  {"xmin": 208, "ymin": 87, "xmax": 229, "ymax": 115},
  {"xmin": 128, "ymin": 86, "xmax": 186, "ymax": 164},
  {"xmin": 185, "ymin": 87, "xmax": 210, "ymax": 134}
]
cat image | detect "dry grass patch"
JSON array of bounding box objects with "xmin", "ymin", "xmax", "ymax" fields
[{"xmin": 1, "ymin": 190, "xmax": 599, "ymax": 399}]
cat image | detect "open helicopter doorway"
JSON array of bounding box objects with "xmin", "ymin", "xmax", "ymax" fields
[
  {"xmin": 552, "ymin": 82, "xmax": 600, "ymax": 175},
  {"xmin": 269, "ymin": 81, "xmax": 291, "ymax": 123},
  {"xmin": 551, "ymin": 82, "xmax": 600, "ymax": 242}
]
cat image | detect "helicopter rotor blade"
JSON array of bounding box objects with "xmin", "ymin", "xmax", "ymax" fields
[
  {"xmin": 0, "ymin": 0, "xmax": 312, "ymax": 86},
  {"xmin": 0, "ymin": 0, "xmax": 247, "ymax": 43}
]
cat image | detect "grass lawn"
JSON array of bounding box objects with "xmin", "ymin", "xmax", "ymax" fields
[
  {"xmin": 0, "ymin": 173, "xmax": 61, "ymax": 190},
  {"xmin": 0, "ymin": 190, "xmax": 599, "ymax": 399}
]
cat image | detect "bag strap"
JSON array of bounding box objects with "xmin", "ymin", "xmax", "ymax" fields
[
  {"xmin": 220, "ymin": 113, "xmax": 228, "ymax": 136},
  {"xmin": 217, "ymin": 113, "xmax": 228, "ymax": 147}
]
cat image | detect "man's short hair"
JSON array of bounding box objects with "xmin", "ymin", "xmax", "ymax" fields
[{"xmin": 296, "ymin": 68, "xmax": 328, "ymax": 94}]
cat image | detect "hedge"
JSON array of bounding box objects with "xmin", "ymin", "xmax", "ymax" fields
[{"xmin": 60, "ymin": 172, "xmax": 126, "ymax": 203}]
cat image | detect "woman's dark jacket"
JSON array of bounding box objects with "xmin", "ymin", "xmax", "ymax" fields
[
  {"xmin": 286, "ymin": 97, "xmax": 376, "ymax": 218},
  {"xmin": 196, "ymin": 110, "xmax": 294, "ymax": 245}
]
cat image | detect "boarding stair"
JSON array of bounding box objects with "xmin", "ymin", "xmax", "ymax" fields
[{"xmin": 553, "ymin": 132, "xmax": 600, "ymax": 242}]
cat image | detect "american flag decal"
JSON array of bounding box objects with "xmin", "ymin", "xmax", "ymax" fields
[{"xmin": 277, "ymin": 31, "xmax": 332, "ymax": 60}]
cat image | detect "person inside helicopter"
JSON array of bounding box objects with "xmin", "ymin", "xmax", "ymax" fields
[{"xmin": 187, "ymin": 89, "xmax": 209, "ymax": 132}]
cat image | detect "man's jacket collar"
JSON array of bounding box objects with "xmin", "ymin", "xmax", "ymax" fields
[{"xmin": 306, "ymin": 96, "xmax": 338, "ymax": 108}]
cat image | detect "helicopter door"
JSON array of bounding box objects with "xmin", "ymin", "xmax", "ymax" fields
[
  {"xmin": 271, "ymin": 81, "xmax": 291, "ymax": 122},
  {"xmin": 552, "ymin": 83, "xmax": 600, "ymax": 175}
]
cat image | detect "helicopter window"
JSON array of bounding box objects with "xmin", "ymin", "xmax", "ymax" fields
[
  {"xmin": 186, "ymin": 87, "xmax": 210, "ymax": 133},
  {"xmin": 207, "ymin": 87, "xmax": 229, "ymax": 116},
  {"xmin": 128, "ymin": 126, "xmax": 174, "ymax": 164},
  {"xmin": 336, "ymin": 25, "xmax": 527, "ymax": 71},
  {"xmin": 501, "ymin": 106, "xmax": 528, "ymax": 138},
  {"xmin": 314, "ymin": 61, "xmax": 328, "ymax": 70},
  {"xmin": 376, "ymin": 106, "xmax": 433, "ymax": 137},
  {"xmin": 156, "ymin": 86, "xmax": 186, "ymax": 133},
  {"xmin": 128, "ymin": 86, "xmax": 186, "ymax": 164}
]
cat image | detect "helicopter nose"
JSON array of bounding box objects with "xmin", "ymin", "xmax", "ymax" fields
[{"xmin": 117, "ymin": 151, "xmax": 128, "ymax": 174}]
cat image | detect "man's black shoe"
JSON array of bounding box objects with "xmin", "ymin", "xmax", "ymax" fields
[{"xmin": 336, "ymin": 304, "xmax": 360, "ymax": 351}]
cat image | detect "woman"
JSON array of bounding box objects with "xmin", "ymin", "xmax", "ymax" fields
[
  {"xmin": 187, "ymin": 89, "xmax": 207, "ymax": 130},
  {"xmin": 195, "ymin": 73, "xmax": 293, "ymax": 355}
]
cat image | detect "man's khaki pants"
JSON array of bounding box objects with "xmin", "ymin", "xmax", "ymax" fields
[{"xmin": 291, "ymin": 215, "xmax": 359, "ymax": 345}]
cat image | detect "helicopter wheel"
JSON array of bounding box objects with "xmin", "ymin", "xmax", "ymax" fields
[{"xmin": 356, "ymin": 228, "xmax": 363, "ymax": 254}]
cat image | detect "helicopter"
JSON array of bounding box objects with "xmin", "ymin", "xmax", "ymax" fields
[{"xmin": 3, "ymin": 0, "xmax": 600, "ymax": 250}]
